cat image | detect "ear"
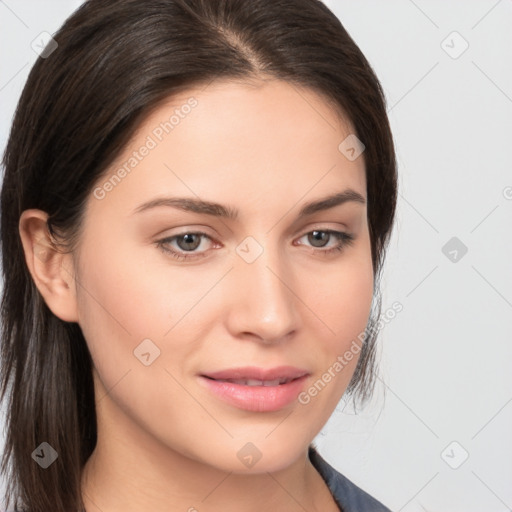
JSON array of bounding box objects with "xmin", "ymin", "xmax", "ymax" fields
[{"xmin": 18, "ymin": 209, "xmax": 79, "ymax": 323}]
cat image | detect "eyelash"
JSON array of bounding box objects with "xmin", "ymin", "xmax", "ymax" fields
[{"xmin": 155, "ymin": 229, "xmax": 355, "ymax": 261}]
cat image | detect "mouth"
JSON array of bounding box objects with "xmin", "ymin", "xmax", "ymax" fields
[
  {"xmin": 201, "ymin": 365, "xmax": 309, "ymax": 382},
  {"xmin": 202, "ymin": 376, "xmax": 300, "ymax": 386},
  {"xmin": 198, "ymin": 366, "xmax": 310, "ymax": 412}
]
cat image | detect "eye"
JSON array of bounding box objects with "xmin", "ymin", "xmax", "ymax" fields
[
  {"xmin": 156, "ymin": 232, "xmax": 214, "ymax": 261},
  {"xmin": 295, "ymin": 229, "xmax": 355, "ymax": 256},
  {"xmin": 156, "ymin": 229, "xmax": 355, "ymax": 261}
]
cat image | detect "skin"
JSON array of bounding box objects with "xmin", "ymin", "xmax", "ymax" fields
[{"xmin": 19, "ymin": 78, "xmax": 373, "ymax": 512}]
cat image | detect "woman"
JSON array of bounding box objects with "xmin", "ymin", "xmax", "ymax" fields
[{"xmin": 0, "ymin": 0, "xmax": 397, "ymax": 510}]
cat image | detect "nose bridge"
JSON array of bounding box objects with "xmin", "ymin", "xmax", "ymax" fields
[{"xmin": 228, "ymin": 234, "xmax": 299, "ymax": 342}]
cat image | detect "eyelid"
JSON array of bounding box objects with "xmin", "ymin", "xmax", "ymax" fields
[
  {"xmin": 155, "ymin": 224, "xmax": 355, "ymax": 261},
  {"xmin": 158, "ymin": 221, "xmax": 351, "ymax": 240}
]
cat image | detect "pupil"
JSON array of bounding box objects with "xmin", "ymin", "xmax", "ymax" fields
[
  {"xmin": 310, "ymin": 230, "xmax": 328, "ymax": 248},
  {"xmin": 179, "ymin": 234, "xmax": 200, "ymax": 250}
]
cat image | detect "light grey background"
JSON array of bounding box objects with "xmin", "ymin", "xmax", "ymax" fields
[{"xmin": 1, "ymin": 1, "xmax": 511, "ymax": 511}]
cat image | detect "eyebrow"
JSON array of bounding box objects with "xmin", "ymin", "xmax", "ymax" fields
[{"xmin": 131, "ymin": 189, "xmax": 366, "ymax": 220}]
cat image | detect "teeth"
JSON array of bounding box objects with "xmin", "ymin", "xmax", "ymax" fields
[
  {"xmin": 218, "ymin": 378, "xmax": 290, "ymax": 386},
  {"xmin": 240, "ymin": 379, "xmax": 264, "ymax": 386},
  {"xmin": 262, "ymin": 379, "xmax": 282, "ymax": 386}
]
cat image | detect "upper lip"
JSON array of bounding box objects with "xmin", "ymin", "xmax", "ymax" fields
[{"xmin": 201, "ymin": 366, "xmax": 310, "ymax": 382}]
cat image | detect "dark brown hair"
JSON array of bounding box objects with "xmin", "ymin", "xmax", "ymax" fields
[{"xmin": 0, "ymin": 0, "xmax": 397, "ymax": 510}]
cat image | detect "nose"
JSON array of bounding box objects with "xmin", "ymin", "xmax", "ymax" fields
[{"xmin": 225, "ymin": 239, "xmax": 300, "ymax": 344}]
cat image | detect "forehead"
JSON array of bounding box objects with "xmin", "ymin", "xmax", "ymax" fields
[{"xmin": 87, "ymin": 78, "xmax": 366, "ymax": 221}]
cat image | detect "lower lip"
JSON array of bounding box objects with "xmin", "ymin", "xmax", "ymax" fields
[{"xmin": 198, "ymin": 375, "xmax": 309, "ymax": 412}]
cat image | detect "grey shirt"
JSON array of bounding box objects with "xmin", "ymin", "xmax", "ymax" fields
[{"xmin": 309, "ymin": 445, "xmax": 392, "ymax": 512}]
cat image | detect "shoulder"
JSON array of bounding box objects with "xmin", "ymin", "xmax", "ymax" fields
[{"xmin": 308, "ymin": 445, "xmax": 392, "ymax": 512}]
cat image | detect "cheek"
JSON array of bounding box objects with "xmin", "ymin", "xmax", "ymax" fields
[
  {"xmin": 303, "ymin": 240, "xmax": 374, "ymax": 393},
  {"xmin": 292, "ymin": 261, "xmax": 373, "ymax": 444},
  {"xmin": 74, "ymin": 236, "xmax": 215, "ymax": 377},
  {"xmin": 310, "ymin": 246, "xmax": 374, "ymax": 345},
  {"xmin": 74, "ymin": 241, "xmax": 196, "ymax": 428},
  {"xmin": 76, "ymin": 236, "xmax": 184, "ymax": 334},
  {"xmin": 314, "ymin": 265, "xmax": 373, "ymax": 328},
  {"xmin": 74, "ymin": 239, "xmax": 162, "ymax": 378}
]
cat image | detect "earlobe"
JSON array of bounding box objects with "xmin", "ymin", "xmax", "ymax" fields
[{"xmin": 18, "ymin": 209, "xmax": 79, "ymax": 323}]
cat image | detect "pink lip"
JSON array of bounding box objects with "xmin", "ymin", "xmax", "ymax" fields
[
  {"xmin": 202, "ymin": 365, "xmax": 309, "ymax": 381},
  {"xmin": 198, "ymin": 366, "xmax": 310, "ymax": 412}
]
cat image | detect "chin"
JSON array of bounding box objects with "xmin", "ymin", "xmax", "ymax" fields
[{"xmin": 197, "ymin": 431, "xmax": 314, "ymax": 475}]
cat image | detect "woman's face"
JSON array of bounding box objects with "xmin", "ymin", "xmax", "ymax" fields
[{"xmin": 72, "ymin": 78, "xmax": 373, "ymax": 473}]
